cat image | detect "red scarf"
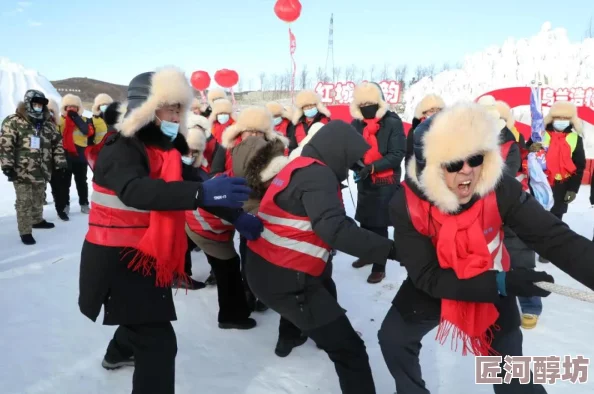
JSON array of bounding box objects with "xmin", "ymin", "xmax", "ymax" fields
[
  {"xmin": 545, "ymin": 131, "xmax": 576, "ymax": 185},
  {"xmin": 362, "ymin": 118, "xmax": 394, "ymax": 184},
  {"xmin": 125, "ymin": 147, "xmax": 188, "ymax": 287},
  {"xmin": 62, "ymin": 116, "xmax": 78, "ymax": 156},
  {"xmin": 85, "ymin": 130, "xmax": 116, "ymax": 170},
  {"xmin": 275, "ymin": 118, "xmax": 290, "ymax": 136},
  {"xmin": 212, "ymin": 119, "xmax": 235, "ymax": 144},
  {"xmin": 430, "ymin": 200, "xmax": 501, "ymax": 356}
]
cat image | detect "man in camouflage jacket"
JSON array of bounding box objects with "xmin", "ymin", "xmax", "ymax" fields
[{"xmin": 0, "ymin": 90, "xmax": 67, "ymax": 245}]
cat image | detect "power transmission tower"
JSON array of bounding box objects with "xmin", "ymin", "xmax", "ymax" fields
[{"xmin": 324, "ymin": 14, "xmax": 334, "ymax": 82}]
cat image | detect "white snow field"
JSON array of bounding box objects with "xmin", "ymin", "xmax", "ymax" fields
[{"xmin": 0, "ymin": 171, "xmax": 593, "ymax": 394}]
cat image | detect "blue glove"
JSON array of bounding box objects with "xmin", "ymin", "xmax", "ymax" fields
[
  {"xmin": 197, "ymin": 175, "xmax": 252, "ymax": 209},
  {"xmin": 232, "ymin": 212, "xmax": 263, "ymax": 240}
]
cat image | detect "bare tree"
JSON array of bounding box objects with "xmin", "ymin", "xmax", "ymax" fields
[
  {"xmin": 316, "ymin": 66, "xmax": 326, "ymax": 83},
  {"xmin": 393, "ymin": 64, "xmax": 407, "ymax": 83},
  {"xmin": 248, "ymin": 78, "xmax": 253, "ymax": 91},
  {"xmin": 380, "ymin": 63, "xmax": 390, "ymax": 80},
  {"xmin": 455, "ymin": 61, "xmax": 463, "ymax": 69},
  {"xmin": 299, "ymin": 65, "xmax": 310, "ymax": 89},
  {"xmin": 426, "ymin": 63, "xmax": 436, "ymax": 77},
  {"xmin": 585, "ymin": 16, "xmax": 593, "ymax": 39},
  {"xmin": 259, "ymin": 72, "xmax": 266, "ymax": 91},
  {"xmin": 414, "ymin": 65, "xmax": 425, "ymax": 80},
  {"xmin": 333, "ymin": 67, "xmax": 342, "ymax": 82},
  {"xmin": 237, "ymin": 78, "xmax": 244, "ymax": 92},
  {"xmin": 283, "ymin": 69, "xmax": 293, "ymax": 92},
  {"xmin": 344, "ymin": 65, "xmax": 355, "ymax": 81},
  {"xmin": 271, "ymin": 74, "xmax": 279, "ymax": 98},
  {"xmin": 359, "ymin": 67, "xmax": 366, "ymax": 82},
  {"xmin": 441, "ymin": 62, "xmax": 451, "ymax": 72},
  {"xmin": 369, "ymin": 65, "xmax": 376, "ymax": 81}
]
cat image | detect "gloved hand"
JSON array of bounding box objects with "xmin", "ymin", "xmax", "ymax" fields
[
  {"xmin": 528, "ymin": 142, "xmax": 543, "ymax": 153},
  {"xmin": 355, "ymin": 165, "xmax": 373, "ymax": 183},
  {"xmin": 232, "ymin": 212, "xmax": 264, "ymax": 240},
  {"xmin": 3, "ymin": 168, "xmax": 16, "ymax": 182},
  {"xmin": 197, "ymin": 175, "xmax": 252, "ymax": 209},
  {"xmin": 496, "ymin": 268, "xmax": 554, "ymax": 298},
  {"xmin": 565, "ymin": 191, "xmax": 577, "ymax": 203},
  {"xmin": 67, "ymin": 110, "xmax": 78, "ymax": 119}
]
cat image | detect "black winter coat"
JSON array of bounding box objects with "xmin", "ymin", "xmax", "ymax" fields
[
  {"xmin": 351, "ymin": 111, "xmax": 406, "ymax": 227},
  {"xmin": 247, "ymin": 120, "xmax": 395, "ymax": 329},
  {"xmin": 405, "ymin": 117, "xmax": 422, "ymax": 167},
  {"xmin": 209, "ymin": 140, "xmax": 226, "ymax": 175},
  {"xmin": 389, "ymin": 174, "xmax": 594, "ymax": 333},
  {"xmin": 527, "ymin": 125, "xmax": 586, "ymax": 215},
  {"xmin": 79, "ymin": 124, "xmax": 240, "ymax": 326},
  {"xmin": 500, "ymin": 127, "xmax": 521, "ymax": 177}
]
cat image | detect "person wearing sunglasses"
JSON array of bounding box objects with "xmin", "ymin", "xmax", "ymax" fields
[{"xmin": 378, "ymin": 102, "xmax": 594, "ymax": 394}]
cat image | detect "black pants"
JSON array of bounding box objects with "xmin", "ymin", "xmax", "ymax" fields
[
  {"xmin": 63, "ymin": 159, "xmax": 89, "ymax": 207},
  {"xmin": 50, "ymin": 171, "xmax": 70, "ymax": 214},
  {"xmin": 239, "ymin": 236, "xmax": 251, "ymax": 293},
  {"xmin": 105, "ymin": 322, "xmax": 177, "ymax": 394},
  {"xmin": 184, "ymin": 235, "xmax": 197, "ymax": 276},
  {"xmin": 305, "ymin": 315, "xmax": 376, "ymax": 394},
  {"xmin": 279, "ymin": 260, "xmax": 338, "ymax": 341},
  {"xmin": 206, "ymin": 253, "xmax": 251, "ymax": 323},
  {"xmin": 378, "ymin": 305, "xmax": 548, "ymax": 394},
  {"xmin": 361, "ymin": 224, "xmax": 388, "ymax": 273}
]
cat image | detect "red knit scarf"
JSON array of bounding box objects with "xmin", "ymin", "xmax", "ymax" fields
[
  {"xmin": 362, "ymin": 118, "xmax": 394, "ymax": 184},
  {"xmin": 545, "ymin": 131, "xmax": 576, "ymax": 185},
  {"xmin": 429, "ymin": 200, "xmax": 500, "ymax": 356},
  {"xmin": 62, "ymin": 116, "xmax": 78, "ymax": 156},
  {"xmin": 212, "ymin": 118, "xmax": 235, "ymax": 144},
  {"xmin": 124, "ymin": 147, "xmax": 188, "ymax": 287}
]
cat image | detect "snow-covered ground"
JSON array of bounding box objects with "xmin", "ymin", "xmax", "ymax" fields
[{"xmin": 0, "ymin": 171, "xmax": 593, "ymax": 394}]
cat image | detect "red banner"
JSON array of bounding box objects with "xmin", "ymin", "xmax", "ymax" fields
[{"xmin": 315, "ymin": 80, "xmax": 402, "ymax": 105}]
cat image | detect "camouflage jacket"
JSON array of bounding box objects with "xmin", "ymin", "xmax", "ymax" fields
[{"xmin": 0, "ymin": 102, "xmax": 67, "ymax": 183}]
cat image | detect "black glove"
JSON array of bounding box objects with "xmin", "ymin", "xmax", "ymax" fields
[
  {"xmin": 498, "ymin": 268, "xmax": 554, "ymax": 298},
  {"xmin": 3, "ymin": 168, "xmax": 16, "ymax": 182},
  {"xmin": 67, "ymin": 110, "xmax": 78, "ymax": 119},
  {"xmin": 357, "ymin": 165, "xmax": 373, "ymax": 182}
]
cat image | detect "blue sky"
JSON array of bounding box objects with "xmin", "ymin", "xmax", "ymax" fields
[{"xmin": 0, "ymin": 0, "xmax": 591, "ymax": 89}]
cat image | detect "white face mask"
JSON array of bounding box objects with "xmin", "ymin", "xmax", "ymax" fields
[
  {"xmin": 553, "ymin": 120, "xmax": 570, "ymax": 131},
  {"xmin": 217, "ymin": 114, "xmax": 230, "ymax": 124},
  {"xmin": 181, "ymin": 156, "xmax": 195, "ymax": 165}
]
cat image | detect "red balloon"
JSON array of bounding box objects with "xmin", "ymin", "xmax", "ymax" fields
[
  {"xmin": 214, "ymin": 69, "xmax": 239, "ymax": 88},
  {"xmin": 274, "ymin": 0, "xmax": 301, "ymax": 23},
  {"xmin": 190, "ymin": 70, "xmax": 210, "ymax": 91}
]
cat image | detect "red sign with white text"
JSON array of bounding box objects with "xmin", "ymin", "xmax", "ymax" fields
[
  {"xmin": 314, "ymin": 80, "xmax": 402, "ymax": 105},
  {"xmin": 540, "ymin": 87, "xmax": 594, "ymax": 108}
]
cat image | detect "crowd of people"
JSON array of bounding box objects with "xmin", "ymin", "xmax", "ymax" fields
[{"xmin": 1, "ymin": 66, "xmax": 594, "ymax": 394}]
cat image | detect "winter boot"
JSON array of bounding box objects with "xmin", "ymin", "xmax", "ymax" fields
[
  {"xmin": 219, "ymin": 318, "xmax": 257, "ymax": 330},
  {"xmin": 367, "ymin": 272, "xmax": 385, "ymax": 284},
  {"xmin": 352, "ymin": 259, "xmax": 372, "ymax": 268},
  {"xmin": 102, "ymin": 354, "xmax": 135, "ymax": 370},
  {"xmin": 81, "ymin": 205, "xmax": 90, "ymax": 214},
  {"xmin": 32, "ymin": 220, "xmax": 55, "ymax": 229},
  {"xmin": 245, "ymin": 291, "xmax": 257, "ymax": 312},
  {"xmin": 275, "ymin": 335, "xmax": 308, "ymax": 357},
  {"xmin": 64, "ymin": 205, "xmax": 70, "ymax": 215},
  {"xmin": 205, "ymin": 271, "xmax": 217, "ymax": 286},
  {"xmin": 538, "ymin": 255, "xmax": 549, "ymax": 264},
  {"xmin": 521, "ymin": 314, "xmax": 539, "ymax": 329},
  {"xmin": 58, "ymin": 212, "xmax": 69, "ymax": 221},
  {"xmin": 254, "ymin": 300, "xmax": 269, "ymax": 312},
  {"xmin": 20, "ymin": 234, "xmax": 36, "ymax": 245}
]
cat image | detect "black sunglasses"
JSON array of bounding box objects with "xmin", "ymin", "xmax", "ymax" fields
[{"xmin": 444, "ymin": 154, "xmax": 484, "ymax": 173}]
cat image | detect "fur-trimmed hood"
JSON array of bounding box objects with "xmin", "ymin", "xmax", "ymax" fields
[
  {"xmin": 61, "ymin": 94, "xmax": 83, "ymax": 116},
  {"xmin": 103, "ymin": 102, "xmax": 122, "ymax": 128},
  {"xmin": 350, "ymin": 82, "xmax": 389, "ymax": 120},
  {"xmin": 15, "ymin": 101, "xmax": 51, "ymax": 123},
  {"xmin": 221, "ymin": 106, "xmax": 289, "ymax": 149},
  {"xmin": 207, "ymin": 88, "xmax": 227, "ymax": 105},
  {"xmin": 407, "ymin": 102, "xmax": 504, "ymax": 214},
  {"xmin": 494, "ymin": 100, "xmax": 515, "ymax": 131},
  {"xmin": 544, "ymin": 101, "xmax": 583, "ymax": 134},
  {"xmin": 477, "ymin": 95, "xmax": 507, "ymax": 130},
  {"xmin": 92, "ymin": 93, "xmax": 114, "ymax": 116},
  {"xmin": 118, "ymin": 66, "xmax": 194, "ymax": 138},
  {"xmin": 288, "ymin": 122, "xmax": 325, "ymax": 161},
  {"xmin": 414, "ymin": 94, "xmax": 445, "ymax": 119},
  {"xmin": 292, "ymin": 90, "xmax": 331, "ymax": 125},
  {"xmin": 266, "ymin": 101, "xmax": 291, "ymax": 120},
  {"xmin": 208, "ymin": 98, "xmax": 236, "ymax": 123}
]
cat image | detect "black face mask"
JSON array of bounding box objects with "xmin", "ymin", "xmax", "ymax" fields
[{"xmin": 360, "ymin": 104, "xmax": 379, "ymax": 120}]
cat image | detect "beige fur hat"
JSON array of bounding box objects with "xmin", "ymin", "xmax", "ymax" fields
[
  {"xmin": 222, "ymin": 106, "xmax": 289, "ymax": 149},
  {"xmin": 207, "ymin": 88, "xmax": 227, "ymax": 105},
  {"xmin": 266, "ymin": 102, "xmax": 291, "ymax": 120},
  {"xmin": 494, "ymin": 100, "xmax": 516, "ymax": 130},
  {"xmin": 92, "ymin": 93, "xmax": 114, "ymax": 116},
  {"xmin": 292, "ymin": 90, "xmax": 331, "ymax": 125},
  {"xmin": 543, "ymin": 101, "xmax": 583, "ymax": 133},
  {"xmin": 407, "ymin": 102, "xmax": 504, "ymax": 214},
  {"xmin": 60, "ymin": 94, "xmax": 83, "ymax": 116},
  {"xmin": 208, "ymin": 98, "xmax": 235, "ymax": 123},
  {"xmin": 414, "ymin": 94, "xmax": 445, "ymax": 119},
  {"xmin": 350, "ymin": 82, "xmax": 389, "ymax": 120}
]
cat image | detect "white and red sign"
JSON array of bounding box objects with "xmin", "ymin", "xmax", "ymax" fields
[
  {"xmin": 314, "ymin": 80, "xmax": 402, "ymax": 105},
  {"xmin": 540, "ymin": 87, "xmax": 594, "ymax": 108}
]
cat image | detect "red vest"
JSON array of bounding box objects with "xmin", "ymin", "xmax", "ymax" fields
[
  {"xmin": 185, "ymin": 208, "xmax": 234, "ymax": 242},
  {"xmin": 212, "ymin": 119, "xmax": 234, "ymax": 145},
  {"xmin": 247, "ymin": 156, "xmax": 335, "ymax": 276},
  {"xmin": 500, "ymin": 140, "xmax": 529, "ymax": 191},
  {"xmin": 202, "ymin": 136, "xmax": 218, "ymax": 173},
  {"xmin": 294, "ymin": 117, "xmax": 329, "ymax": 145},
  {"xmin": 403, "ymin": 182, "xmax": 510, "ymax": 272},
  {"xmin": 275, "ymin": 118, "xmax": 290, "ymax": 137}
]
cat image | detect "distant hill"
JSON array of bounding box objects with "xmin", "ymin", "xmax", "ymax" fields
[{"xmin": 50, "ymin": 77, "xmax": 128, "ymax": 107}]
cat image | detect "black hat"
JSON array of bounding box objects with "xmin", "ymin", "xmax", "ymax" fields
[{"xmin": 125, "ymin": 72, "xmax": 153, "ymax": 114}]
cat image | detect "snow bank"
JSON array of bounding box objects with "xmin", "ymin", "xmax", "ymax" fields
[{"xmin": 0, "ymin": 57, "xmax": 62, "ymax": 122}]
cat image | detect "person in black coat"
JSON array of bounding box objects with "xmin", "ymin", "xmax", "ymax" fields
[
  {"xmin": 379, "ymin": 103, "xmax": 594, "ymax": 394},
  {"xmin": 287, "ymin": 89, "xmax": 332, "ymax": 152},
  {"xmin": 78, "ymin": 66, "xmax": 262, "ymax": 394},
  {"xmin": 246, "ymin": 120, "xmax": 399, "ymax": 394},
  {"xmin": 404, "ymin": 93, "xmax": 445, "ymax": 168},
  {"xmin": 349, "ymin": 82, "xmax": 406, "ymax": 283}
]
